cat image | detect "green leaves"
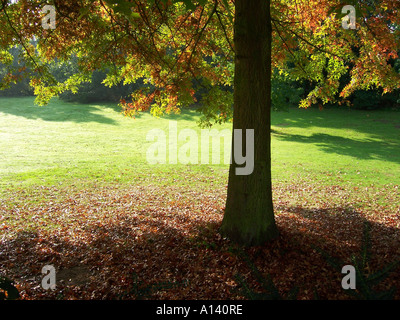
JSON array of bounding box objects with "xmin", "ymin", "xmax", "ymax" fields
[
  {"xmin": 108, "ymin": 0, "xmax": 208, "ymax": 13},
  {"xmin": 173, "ymin": 0, "xmax": 207, "ymax": 11},
  {"xmin": 103, "ymin": 0, "xmax": 140, "ymax": 19},
  {"xmin": 0, "ymin": 50, "xmax": 13, "ymax": 65},
  {"xmin": 156, "ymin": 0, "xmax": 207, "ymax": 11}
]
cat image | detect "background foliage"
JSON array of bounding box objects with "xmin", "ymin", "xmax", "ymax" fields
[{"xmin": 1, "ymin": 46, "xmax": 398, "ymax": 110}]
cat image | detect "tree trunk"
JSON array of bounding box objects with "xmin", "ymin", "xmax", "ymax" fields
[{"xmin": 220, "ymin": 0, "xmax": 278, "ymax": 246}]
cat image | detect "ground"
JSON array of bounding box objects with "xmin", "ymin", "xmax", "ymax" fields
[{"xmin": 0, "ymin": 97, "xmax": 399, "ymax": 299}]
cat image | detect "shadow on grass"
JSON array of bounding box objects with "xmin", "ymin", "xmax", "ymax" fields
[
  {"xmin": 0, "ymin": 97, "xmax": 118, "ymax": 125},
  {"xmin": 273, "ymin": 131, "xmax": 400, "ymax": 164},
  {"xmin": 272, "ymin": 107, "xmax": 400, "ymax": 132},
  {"xmin": 271, "ymin": 108, "xmax": 400, "ymax": 163},
  {"xmin": 0, "ymin": 97, "xmax": 203, "ymax": 125}
]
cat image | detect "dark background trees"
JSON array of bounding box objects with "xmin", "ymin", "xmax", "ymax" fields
[{"xmin": 2, "ymin": 46, "xmax": 398, "ymax": 110}]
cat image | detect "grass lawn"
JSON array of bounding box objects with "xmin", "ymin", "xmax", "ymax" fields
[
  {"xmin": 1, "ymin": 96, "xmax": 399, "ymax": 300},
  {"xmin": 1, "ymin": 97, "xmax": 399, "ymax": 190},
  {"xmin": 0, "ymin": 97, "xmax": 231, "ymax": 191}
]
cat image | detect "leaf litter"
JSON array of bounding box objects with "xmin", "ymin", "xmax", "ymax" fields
[{"xmin": 0, "ymin": 180, "xmax": 399, "ymax": 300}]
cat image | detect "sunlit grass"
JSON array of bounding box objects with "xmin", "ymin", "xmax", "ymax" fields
[
  {"xmin": 0, "ymin": 96, "xmax": 399, "ymax": 195},
  {"xmin": 271, "ymin": 107, "xmax": 400, "ymax": 186},
  {"xmin": 1, "ymin": 97, "xmax": 399, "ymax": 301}
]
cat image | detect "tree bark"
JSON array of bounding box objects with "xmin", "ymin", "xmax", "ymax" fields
[{"xmin": 220, "ymin": 0, "xmax": 278, "ymax": 246}]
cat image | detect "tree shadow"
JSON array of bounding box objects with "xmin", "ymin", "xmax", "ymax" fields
[
  {"xmin": 1, "ymin": 200, "xmax": 400, "ymax": 299},
  {"xmin": 163, "ymin": 109, "xmax": 204, "ymax": 122},
  {"xmin": 273, "ymin": 131, "xmax": 400, "ymax": 164},
  {"xmin": 136, "ymin": 105, "xmax": 207, "ymax": 122},
  {"xmin": 0, "ymin": 97, "xmax": 118, "ymax": 125},
  {"xmin": 272, "ymin": 107, "xmax": 400, "ymax": 133},
  {"xmin": 275, "ymin": 205, "xmax": 400, "ymax": 280},
  {"xmin": 228, "ymin": 204, "xmax": 400, "ymax": 300},
  {"xmin": 272, "ymin": 107, "xmax": 400, "ymax": 143},
  {"xmin": 0, "ymin": 200, "xmax": 228, "ymax": 299},
  {"xmin": 0, "ymin": 97, "xmax": 223, "ymax": 128}
]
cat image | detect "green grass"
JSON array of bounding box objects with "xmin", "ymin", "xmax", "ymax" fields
[
  {"xmin": 0, "ymin": 96, "xmax": 399, "ymax": 195},
  {"xmin": 0, "ymin": 97, "xmax": 229, "ymax": 191},
  {"xmin": 1, "ymin": 97, "xmax": 400, "ymax": 301},
  {"xmin": 271, "ymin": 107, "xmax": 400, "ymax": 186}
]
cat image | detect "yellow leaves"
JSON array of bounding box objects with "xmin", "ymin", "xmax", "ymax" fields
[{"xmin": 299, "ymin": 98, "xmax": 312, "ymax": 109}]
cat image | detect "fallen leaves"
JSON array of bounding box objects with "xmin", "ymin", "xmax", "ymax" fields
[{"xmin": 0, "ymin": 180, "xmax": 399, "ymax": 300}]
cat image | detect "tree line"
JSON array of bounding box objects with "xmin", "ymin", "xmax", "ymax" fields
[{"xmin": 1, "ymin": 45, "xmax": 399, "ymax": 111}]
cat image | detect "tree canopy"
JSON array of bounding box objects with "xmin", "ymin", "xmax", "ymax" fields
[{"xmin": 1, "ymin": 0, "xmax": 399, "ymax": 116}]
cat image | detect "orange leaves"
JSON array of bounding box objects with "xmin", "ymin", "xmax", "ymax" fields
[
  {"xmin": 272, "ymin": 0, "xmax": 400, "ymax": 104},
  {"xmin": 120, "ymin": 90, "xmax": 154, "ymax": 117},
  {"xmin": 1, "ymin": 181, "xmax": 399, "ymax": 300}
]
